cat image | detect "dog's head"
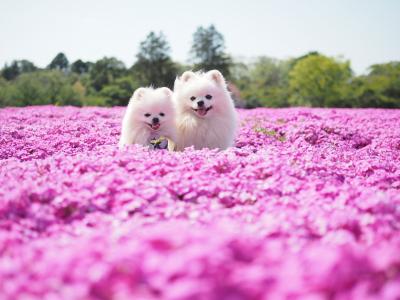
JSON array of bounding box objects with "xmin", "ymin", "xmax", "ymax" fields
[
  {"xmin": 174, "ymin": 70, "xmax": 228, "ymax": 118},
  {"xmin": 129, "ymin": 87, "xmax": 174, "ymax": 131}
]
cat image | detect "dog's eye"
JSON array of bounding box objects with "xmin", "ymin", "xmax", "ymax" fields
[
  {"xmin": 190, "ymin": 96, "xmax": 196, "ymax": 101},
  {"xmin": 144, "ymin": 113, "xmax": 151, "ymax": 117},
  {"xmin": 159, "ymin": 112, "xmax": 165, "ymax": 117},
  {"xmin": 205, "ymin": 94, "xmax": 212, "ymax": 100}
]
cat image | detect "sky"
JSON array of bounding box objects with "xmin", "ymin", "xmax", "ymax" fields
[{"xmin": 0, "ymin": 0, "xmax": 399, "ymax": 74}]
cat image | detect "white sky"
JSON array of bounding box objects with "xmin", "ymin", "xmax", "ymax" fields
[{"xmin": 0, "ymin": 0, "xmax": 399, "ymax": 74}]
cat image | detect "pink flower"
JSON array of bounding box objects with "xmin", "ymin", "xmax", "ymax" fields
[{"xmin": 0, "ymin": 106, "xmax": 399, "ymax": 299}]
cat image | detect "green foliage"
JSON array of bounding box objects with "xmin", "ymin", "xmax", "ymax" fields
[
  {"xmin": 0, "ymin": 77, "xmax": 15, "ymax": 106},
  {"xmin": 1, "ymin": 28, "xmax": 399, "ymax": 109},
  {"xmin": 231, "ymin": 57, "xmax": 290, "ymax": 107},
  {"xmin": 289, "ymin": 51, "xmax": 320, "ymax": 69},
  {"xmin": 289, "ymin": 54, "xmax": 352, "ymax": 107},
  {"xmin": 190, "ymin": 25, "xmax": 232, "ymax": 78},
  {"xmin": 89, "ymin": 57, "xmax": 126, "ymax": 92},
  {"xmin": 0, "ymin": 70, "xmax": 82, "ymax": 107},
  {"xmin": 1, "ymin": 63, "xmax": 19, "ymax": 81},
  {"xmin": 132, "ymin": 31, "xmax": 178, "ymax": 88},
  {"xmin": 253, "ymin": 126, "xmax": 286, "ymax": 142},
  {"xmin": 48, "ymin": 53, "xmax": 69, "ymax": 71},
  {"xmin": 71, "ymin": 60, "xmax": 91, "ymax": 75},
  {"xmin": 100, "ymin": 76, "xmax": 139, "ymax": 106},
  {"xmin": 19, "ymin": 70, "xmax": 82, "ymax": 106},
  {"xmin": 350, "ymin": 62, "xmax": 400, "ymax": 108},
  {"xmin": 1, "ymin": 60, "xmax": 37, "ymax": 81},
  {"xmin": 81, "ymin": 95, "xmax": 107, "ymax": 107}
]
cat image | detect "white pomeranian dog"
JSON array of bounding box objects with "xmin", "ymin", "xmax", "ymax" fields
[
  {"xmin": 119, "ymin": 87, "xmax": 177, "ymax": 150},
  {"xmin": 173, "ymin": 70, "xmax": 237, "ymax": 150}
]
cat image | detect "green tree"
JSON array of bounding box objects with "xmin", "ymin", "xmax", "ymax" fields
[
  {"xmin": 1, "ymin": 60, "xmax": 38, "ymax": 81},
  {"xmin": 48, "ymin": 52, "xmax": 69, "ymax": 71},
  {"xmin": 2, "ymin": 62, "xmax": 20, "ymax": 81},
  {"xmin": 289, "ymin": 54, "xmax": 352, "ymax": 107},
  {"xmin": 18, "ymin": 60, "xmax": 37, "ymax": 73},
  {"xmin": 289, "ymin": 51, "xmax": 320, "ymax": 69},
  {"xmin": 0, "ymin": 77, "xmax": 14, "ymax": 106},
  {"xmin": 231, "ymin": 57, "xmax": 291, "ymax": 107},
  {"xmin": 132, "ymin": 31, "xmax": 178, "ymax": 88},
  {"xmin": 89, "ymin": 57, "xmax": 126, "ymax": 92},
  {"xmin": 190, "ymin": 25, "xmax": 232, "ymax": 78},
  {"xmin": 71, "ymin": 59, "xmax": 91, "ymax": 75},
  {"xmin": 351, "ymin": 62, "xmax": 400, "ymax": 108},
  {"xmin": 3, "ymin": 70, "xmax": 82, "ymax": 107},
  {"xmin": 100, "ymin": 76, "xmax": 139, "ymax": 106}
]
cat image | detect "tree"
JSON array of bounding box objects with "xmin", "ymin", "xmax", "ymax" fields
[
  {"xmin": 100, "ymin": 76, "xmax": 139, "ymax": 106},
  {"xmin": 230, "ymin": 57, "xmax": 291, "ymax": 107},
  {"xmin": 48, "ymin": 52, "xmax": 69, "ymax": 71},
  {"xmin": 1, "ymin": 60, "xmax": 37, "ymax": 81},
  {"xmin": 289, "ymin": 51, "xmax": 320, "ymax": 69},
  {"xmin": 350, "ymin": 62, "xmax": 400, "ymax": 108},
  {"xmin": 2, "ymin": 70, "xmax": 82, "ymax": 107},
  {"xmin": 0, "ymin": 77, "xmax": 14, "ymax": 107},
  {"xmin": 369, "ymin": 61, "xmax": 400, "ymax": 77},
  {"xmin": 71, "ymin": 59, "xmax": 91, "ymax": 75},
  {"xmin": 132, "ymin": 31, "xmax": 178, "ymax": 88},
  {"xmin": 190, "ymin": 25, "xmax": 232, "ymax": 78},
  {"xmin": 1, "ymin": 62, "xmax": 20, "ymax": 81},
  {"xmin": 289, "ymin": 54, "xmax": 352, "ymax": 107},
  {"xmin": 89, "ymin": 57, "xmax": 126, "ymax": 92}
]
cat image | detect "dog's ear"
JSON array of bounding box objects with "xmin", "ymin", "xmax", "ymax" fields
[
  {"xmin": 159, "ymin": 87, "xmax": 173, "ymax": 98},
  {"xmin": 207, "ymin": 70, "xmax": 225, "ymax": 86},
  {"xmin": 181, "ymin": 71, "xmax": 195, "ymax": 82},
  {"xmin": 132, "ymin": 87, "xmax": 146, "ymax": 100}
]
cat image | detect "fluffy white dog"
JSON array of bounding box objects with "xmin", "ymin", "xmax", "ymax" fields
[
  {"xmin": 119, "ymin": 87, "xmax": 177, "ymax": 150},
  {"xmin": 173, "ymin": 70, "xmax": 237, "ymax": 150}
]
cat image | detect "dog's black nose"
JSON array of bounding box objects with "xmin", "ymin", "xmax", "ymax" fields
[
  {"xmin": 197, "ymin": 100, "xmax": 204, "ymax": 107},
  {"xmin": 152, "ymin": 117, "xmax": 159, "ymax": 124}
]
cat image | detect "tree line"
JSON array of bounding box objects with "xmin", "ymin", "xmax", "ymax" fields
[{"xmin": 1, "ymin": 25, "xmax": 399, "ymax": 108}]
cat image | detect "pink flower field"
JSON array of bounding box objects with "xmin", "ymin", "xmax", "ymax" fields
[{"xmin": 1, "ymin": 106, "xmax": 400, "ymax": 300}]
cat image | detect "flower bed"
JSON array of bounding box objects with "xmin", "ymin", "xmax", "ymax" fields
[{"xmin": 1, "ymin": 106, "xmax": 400, "ymax": 299}]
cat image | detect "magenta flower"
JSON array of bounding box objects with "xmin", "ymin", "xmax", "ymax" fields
[{"xmin": 0, "ymin": 106, "xmax": 399, "ymax": 299}]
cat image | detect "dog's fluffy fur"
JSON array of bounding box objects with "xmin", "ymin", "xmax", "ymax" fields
[
  {"xmin": 119, "ymin": 87, "xmax": 177, "ymax": 149},
  {"xmin": 173, "ymin": 70, "xmax": 237, "ymax": 150}
]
